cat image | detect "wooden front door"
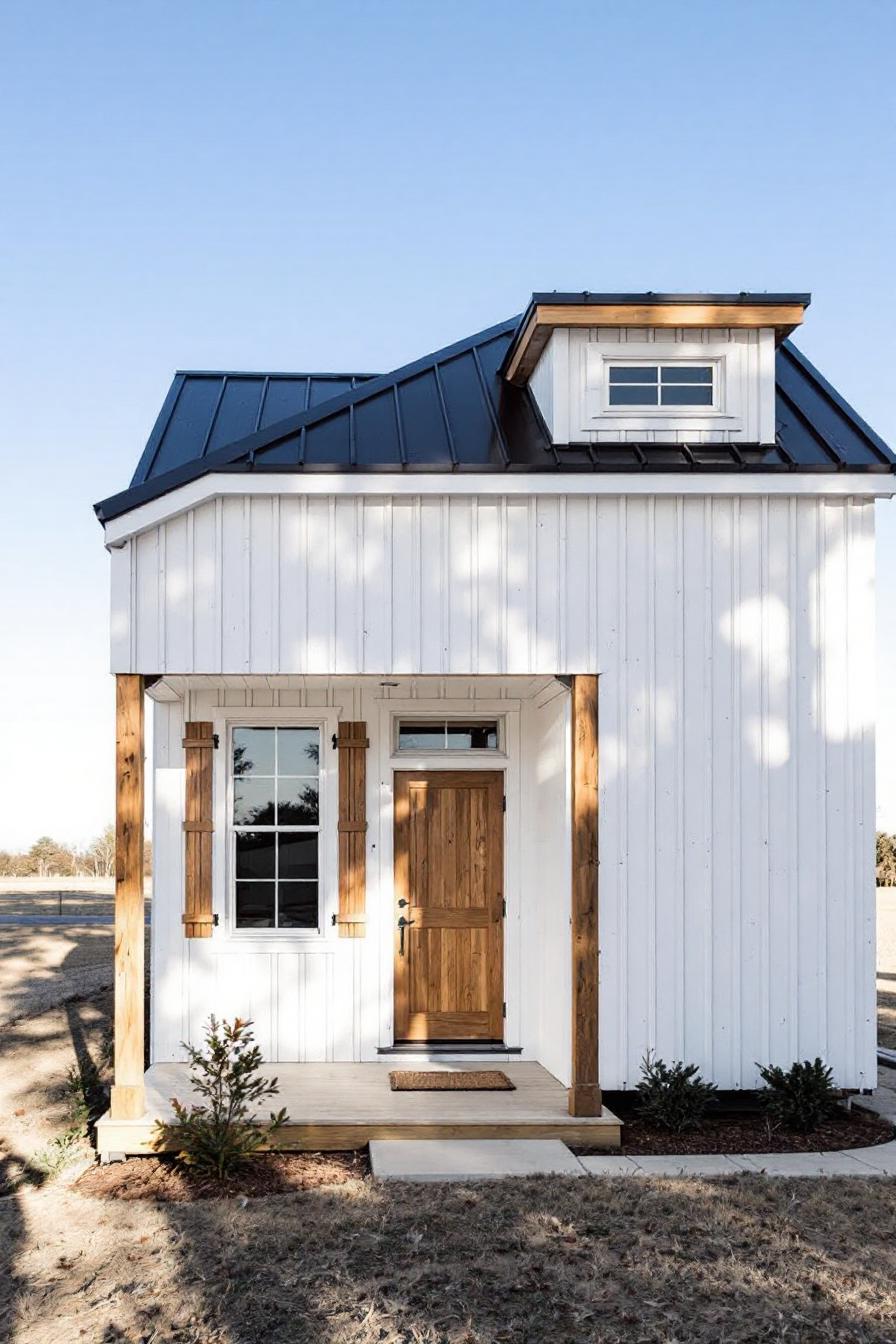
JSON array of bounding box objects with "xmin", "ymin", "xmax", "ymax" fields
[{"xmin": 393, "ymin": 770, "xmax": 504, "ymax": 1041}]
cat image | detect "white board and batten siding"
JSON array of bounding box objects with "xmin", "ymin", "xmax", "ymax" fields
[
  {"xmin": 139, "ymin": 489, "xmax": 877, "ymax": 1089},
  {"xmin": 529, "ymin": 326, "xmax": 776, "ymax": 444}
]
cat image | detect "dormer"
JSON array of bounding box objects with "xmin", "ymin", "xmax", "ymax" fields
[{"xmin": 505, "ymin": 292, "xmax": 810, "ymax": 446}]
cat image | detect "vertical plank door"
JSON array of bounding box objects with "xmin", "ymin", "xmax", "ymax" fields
[{"xmin": 393, "ymin": 770, "xmax": 504, "ymax": 1041}]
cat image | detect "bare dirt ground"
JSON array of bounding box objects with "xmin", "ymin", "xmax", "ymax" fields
[
  {"xmin": 0, "ymin": 990, "xmax": 112, "ymax": 1177},
  {"xmin": 0, "ymin": 924, "xmax": 115, "ymax": 1027}
]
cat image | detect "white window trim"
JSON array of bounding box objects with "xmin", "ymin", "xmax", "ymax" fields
[
  {"xmin": 602, "ymin": 357, "xmax": 724, "ymax": 417},
  {"xmin": 391, "ymin": 713, "xmax": 507, "ymax": 757},
  {"xmin": 213, "ymin": 707, "xmax": 342, "ymax": 944}
]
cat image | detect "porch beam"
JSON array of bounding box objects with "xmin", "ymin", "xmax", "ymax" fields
[
  {"xmin": 569, "ymin": 674, "xmax": 601, "ymax": 1117},
  {"xmin": 110, "ymin": 673, "xmax": 146, "ymax": 1121}
]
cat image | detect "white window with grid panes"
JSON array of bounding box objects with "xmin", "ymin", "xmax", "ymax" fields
[
  {"xmin": 230, "ymin": 725, "xmax": 321, "ymax": 930},
  {"xmin": 605, "ymin": 361, "xmax": 718, "ymax": 410}
]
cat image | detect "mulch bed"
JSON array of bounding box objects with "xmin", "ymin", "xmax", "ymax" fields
[
  {"xmin": 75, "ymin": 1150, "xmax": 369, "ymax": 1202},
  {"xmin": 578, "ymin": 1104, "xmax": 893, "ymax": 1156}
]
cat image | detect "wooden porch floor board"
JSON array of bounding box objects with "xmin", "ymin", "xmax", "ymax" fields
[{"xmin": 96, "ymin": 1062, "xmax": 622, "ymax": 1154}]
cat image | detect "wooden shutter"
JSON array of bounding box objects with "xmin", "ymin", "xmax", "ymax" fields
[
  {"xmin": 183, "ymin": 721, "xmax": 215, "ymax": 938},
  {"xmin": 336, "ymin": 721, "xmax": 368, "ymax": 938}
]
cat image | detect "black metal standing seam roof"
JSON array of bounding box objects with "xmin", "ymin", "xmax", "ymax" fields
[
  {"xmin": 130, "ymin": 371, "xmax": 377, "ymax": 486},
  {"xmin": 95, "ymin": 316, "xmax": 896, "ymax": 524}
]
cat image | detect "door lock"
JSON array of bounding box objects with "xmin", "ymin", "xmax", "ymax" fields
[{"xmin": 397, "ymin": 914, "xmax": 415, "ymax": 955}]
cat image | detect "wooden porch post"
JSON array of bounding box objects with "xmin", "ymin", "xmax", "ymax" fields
[
  {"xmin": 110, "ymin": 674, "xmax": 146, "ymax": 1121},
  {"xmin": 569, "ymin": 674, "xmax": 601, "ymax": 1117}
]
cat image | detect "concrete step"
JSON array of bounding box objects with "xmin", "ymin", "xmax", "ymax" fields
[{"xmin": 370, "ymin": 1138, "xmax": 585, "ymax": 1181}]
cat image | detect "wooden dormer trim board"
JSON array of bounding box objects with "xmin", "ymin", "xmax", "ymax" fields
[{"xmin": 505, "ymin": 302, "xmax": 808, "ymax": 385}]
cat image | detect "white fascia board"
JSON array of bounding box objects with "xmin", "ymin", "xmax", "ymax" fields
[{"xmin": 103, "ymin": 470, "xmax": 896, "ymax": 545}]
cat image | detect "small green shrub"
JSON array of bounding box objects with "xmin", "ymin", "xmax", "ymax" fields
[
  {"xmin": 757, "ymin": 1058, "xmax": 839, "ymax": 1132},
  {"xmin": 155, "ymin": 1016, "xmax": 287, "ymax": 1179},
  {"xmin": 636, "ymin": 1051, "xmax": 717, "ymax": 1132},
  {"xmin": 30, "ymin": 1129, "xmax": 83, "ymax": 1178}
]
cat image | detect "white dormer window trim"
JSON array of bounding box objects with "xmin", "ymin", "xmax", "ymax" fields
[
  {"xmin": 602, "ymin": 357, "xmax": 724, "ymax": 416},
  {"xmin": 579, "ymin": 338, "xmax": 757, "ymax": 434}
]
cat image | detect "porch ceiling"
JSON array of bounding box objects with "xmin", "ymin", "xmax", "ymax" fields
[{"xmin": 145, "ymin": 674, "xmax": 561, "ymax": 703}]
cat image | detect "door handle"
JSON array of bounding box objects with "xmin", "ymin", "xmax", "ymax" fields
[{"xmin": 397, "ymin": 914, "xmax": 415, "ymax": 956}]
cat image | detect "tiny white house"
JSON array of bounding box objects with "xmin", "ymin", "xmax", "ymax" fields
[{"xmin": 94, "ymin": 293, "xmax": 895, "ymax": 1155}]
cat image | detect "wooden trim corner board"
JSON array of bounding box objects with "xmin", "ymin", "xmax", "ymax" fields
[
  {"xmin": 183, "ymin": 722, "xmax": 215, "ymax": 939},
  {"xmin": 337, "ymin": 721, "xmax": 368, "ymax": 938},
  {"xmin": 569, "ymin": 675, "xmax": 600, "ymax": 1117},
  {"xmin": 111, "ymin": 673, "xmax": 146, "ymax": 1121}
]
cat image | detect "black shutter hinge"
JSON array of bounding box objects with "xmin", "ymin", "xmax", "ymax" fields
[
  {"xmin": 502, "ymin": 1000, "xmax": 506, "ymax": 1019},
  {"xmin": 502, "ymin": 795, "xmax": 506, "ymax": 812},
  {"xmin": 213, "ymin": 913, "xmax": 219, "ymax": 926},
  {"xmin": 331, "ymin": 733, "xmax": 338, "ymax": 750},
  {"xmin": 502, "ymin": 897, "xmax": 506, "ymax": 918},
  {"xmin": 213, "ymin": 734, "xmax": 220, "ymax": 749}
]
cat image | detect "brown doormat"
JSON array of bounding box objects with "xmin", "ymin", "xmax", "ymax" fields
[{"xmin": 389, "ymin": 1070, "xmax": 515, "ymax": 1092}]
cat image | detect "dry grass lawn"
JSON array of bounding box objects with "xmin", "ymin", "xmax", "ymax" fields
[
  {"xmin": 0, "ymin": 889, "xmax": 895, "ymax": 1341},
  {"xmin": 2, "ymin": 1172, "xmax": 896, "ymax": 1343},
  {"xmin": 878, "ymin": 889, "xmax": 896, "ymax": 1050}
]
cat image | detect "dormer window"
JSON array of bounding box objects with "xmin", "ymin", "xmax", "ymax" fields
[{"xmin": 607, "ymin": 362, "xmax": 716, "ymax": 408}]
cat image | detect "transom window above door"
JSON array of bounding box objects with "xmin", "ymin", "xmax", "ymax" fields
[
  {"xmin": 607, "ymin": 362, "xmax": 716, "ymax": 408},
  {"xmin": 231, "ymin": 726, "xmax": 320, "ymax": 931},
  {"xmin": 396, "ymin": 719, "xmax": 500, "ymax": 752}
]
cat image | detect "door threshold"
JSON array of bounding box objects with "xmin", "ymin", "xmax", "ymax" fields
[{"xmin": 378, "ymin": 1043, "xmax": 523, "ymax": 1056}]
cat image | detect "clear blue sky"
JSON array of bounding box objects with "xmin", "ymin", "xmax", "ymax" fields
[{"xmin": 1, "ymin": 0, "xmax": 894, "ymax": 849}]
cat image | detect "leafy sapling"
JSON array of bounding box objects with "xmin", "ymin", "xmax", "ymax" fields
[{"xmin": 156, "ymin": 1016, "xmax": 288, "ymax": 1179}]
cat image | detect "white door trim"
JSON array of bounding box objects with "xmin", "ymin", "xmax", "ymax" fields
[{"xmin": 373, "ymin": 698, "xmax": 522, "ymax": 1052}]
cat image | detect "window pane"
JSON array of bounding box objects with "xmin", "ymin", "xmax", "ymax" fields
[
  {"xmin": 236, "ymin": 882, "xmax": 275, "ymax": 928},
  {"xmin": 233, "ymin": 728, "xmax": 275, "ymax": 777},
  {"xmin": 445, "ymin": 721, "xmax": 498, "ymax": 749},
  {"xmin": 660, "ymin": 385, "xmax": 714, "ymax": 406},
  {"xmin": 278, "ymin": 727, "xmax": 320, "ymax": 777},
  {"xmin": 661, "ymin": 365, "xmax": 713, "ymax": 385},
  {"xmin": 398, "ymin": 722, "xmax": 446, "ymax": 750},
  {"xmin": 233, "ymin": 778, "xmax": 275, "ymax": 826},
  {"xmin": 278, "ymin": 881, "xmax": 318, "ymax": 929},
  {"xmin": 608, "ymin": 366, "xmax": 658, "ymax": 384},
  {"xmin": 278, "ymin": 778, "xmax": 319, "ymax": 825},
  {"xmin": 608, "ymin": 385, "xmax": 658, "ymax": 406},
  {"xmin": 278, "ymin": 833, "xmax": 318, "ymax": 880},
  {"xmin": 236, "ymin": 831, "xmax": 276, "ymax": 879}
]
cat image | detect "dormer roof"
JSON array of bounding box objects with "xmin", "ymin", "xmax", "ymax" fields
[
  {"xmin": 503, "ymin": 292, "xmax": 812, "ymax": 384},
  {"xmin": 94, "ymin": 294, "xmax": 893, "ymax": 525}
]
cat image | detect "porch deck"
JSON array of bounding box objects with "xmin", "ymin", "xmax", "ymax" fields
[{"xmin": 96, "ymin": 1062, "xmax": 622, "ymax": 1156}]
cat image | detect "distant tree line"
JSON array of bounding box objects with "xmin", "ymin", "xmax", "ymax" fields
[
  {"xmin": 878, "ymin": 832, "xmax": 896, "ymax": 887},
  {"xmin": 0, "ymin": 826, "xmax": 152, "ymax": 878}
]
